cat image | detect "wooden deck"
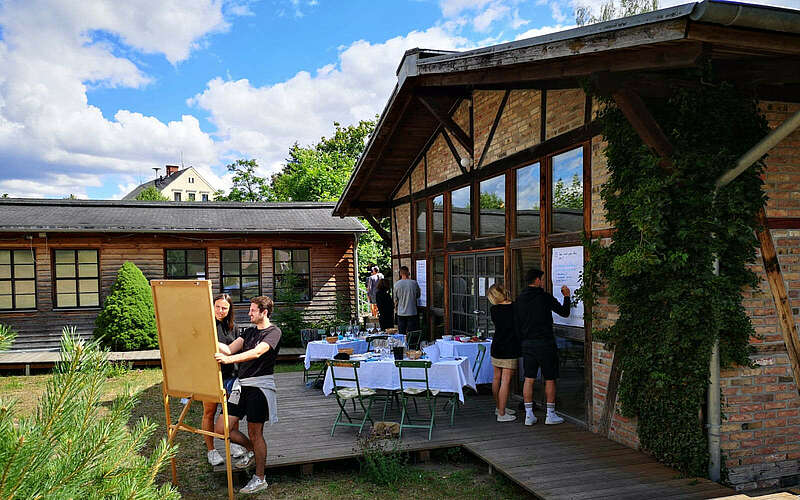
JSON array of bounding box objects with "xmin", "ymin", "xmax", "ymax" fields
[{"xmin": 219, "ymin": 371, "xmax": 736, "ymax": 499}]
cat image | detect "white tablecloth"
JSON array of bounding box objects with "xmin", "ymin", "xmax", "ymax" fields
[
  {"xmin": 303, "ymin": 339, "xmax": 368, "ymax": 369},
  {"xmin": 323, "ymin": 357, "xmax": 476, "ymax": 403},
  {"xmin": 435, "ymin": 339, "xmax": 493, "ymax": 384}
]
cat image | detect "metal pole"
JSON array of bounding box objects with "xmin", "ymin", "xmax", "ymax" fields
[{"xmin": 708, "ymin": 257, "xmax": 721, "ymax": 482}]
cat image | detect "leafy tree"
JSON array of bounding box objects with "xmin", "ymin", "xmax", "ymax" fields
[
  {"xmin": 94, "ymin": 262, "xmax": 159, "ymax": 351},
  {"xmin": 63, "ymin": 193, "xmax": 78, "ymax": 200},
  {"xmin": 270, "ymin": 270, "xmax": 306, "ymax": 347},
  {"xmin": 135, "ymin": 186, "xmax": 169, "ymax": 201},
  {"xmin": 553, "ymin": 174, "xmax": 583, "ymax": 210},
  {"xmin": 0, "ymin": 328, "xmax": 178, "ymax": 499},
  {"xmin": 214, "ymin": 159, "xmax": 273, "ymax": 202},
  {"xmin": 576, "ymin": 0, "xmax": 658, "ymax": 25},
  {"xmin": 479, "ymin": 192, "xmax": 505, "ymax": 209}
]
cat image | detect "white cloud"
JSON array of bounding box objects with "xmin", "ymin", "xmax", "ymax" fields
[
  {"xmin": 189, "ymin": 27, "xmax": 470, "ymax": 177},
  {"xmin": 514, "ymin": 23, "xmax": 574, "ymax": 40}
]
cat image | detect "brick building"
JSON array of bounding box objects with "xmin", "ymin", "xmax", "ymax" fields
[
  {"xmin": 0, "ymin": 199, "xmax": 365, "ymax": 350},
  {"xmin": 335, "ymin": 0, "xmax": 800, "ymax": 490}
]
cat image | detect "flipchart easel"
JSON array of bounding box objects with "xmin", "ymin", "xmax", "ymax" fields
[{"xmin": 151, "ymin": 279, "xmax": 234, "ymax": 500}]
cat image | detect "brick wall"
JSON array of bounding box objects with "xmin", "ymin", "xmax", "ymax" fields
[
  {"xmin": 761, "ymin": 102, "xmax": 800, "ymax": 218},
  {"xmin": 474, "ymin": 89, "xmax": 541, "ymax": 167},
  {"xmin": 426, "ymin": 133, "xmax": 461, "ymax": 186},
  {"xmin": 395, "ymin": 203, "xmax": 411, "ymax": 254},
  {"xmin": 411, "ymin": 159, "xmax": 425, "ymax": 193},
  {"xmin": 591, "ymin": 135, "xmax": 611, "ymax": 230},
  {"xmin": 545, "ymin": 89, "xmax": 585, "ymax": 140}
]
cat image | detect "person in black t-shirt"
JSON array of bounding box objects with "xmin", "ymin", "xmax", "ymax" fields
[
  {"xmin": 375, "ymin": 278, "xmax": 394, "ymax": 330},
  {"xmin": 214, "ymin": 296, "xmax": 281, "ymax": 495},
  {"xmin": 487, "ymin": 284, "xmax": 520, "ymax": 423}
]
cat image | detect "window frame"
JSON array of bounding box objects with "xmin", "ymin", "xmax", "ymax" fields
[
  {"xmin": 477, "ymin": 172, "xmax": 507, "ymax": 239},
  {"xmin": 173, "ymin": 192, "xmax": 181, "ymax": 201},
  {"xmin": 52, "ymin": 249, "xmax": 100, "ymax": 309},
  {"xmin": 164, "ymin": 249, "xmax": 207, "ymax": 280},
  {"xmin": 272, "ymin": 248, "xmax": 312, "ymax": 302},
  {"xmin": 220, "ymin": 248, "xmax": 261, "ymax": 304},
  {"xmin": 448, "ymin": 183, "xmax": 472, "ymax": 243},
  {"xmin": 0, "ymin": 249, "xmax": 37, "ymax": 311}
]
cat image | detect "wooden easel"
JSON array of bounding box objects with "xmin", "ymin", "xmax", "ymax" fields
[{"xmin": 151, "ymin": 280, "xmax": 235, "ymax": 500}]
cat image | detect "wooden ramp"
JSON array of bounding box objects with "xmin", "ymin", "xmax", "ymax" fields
[{"xmin": 221, "ymin": 371, "xmax": 736, "ymax": 499}]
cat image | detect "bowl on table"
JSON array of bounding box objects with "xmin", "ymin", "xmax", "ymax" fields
[
  {"xmin": 326, "ymin": 336, "xmax": 339, "ymax": 344},
  {"xmin": 405, "ymin": 350, "xmax": 422, "ymax": 360},
  {"xmin": 441, "ymin": 335, "xmax": 453, "ymax": 341}
]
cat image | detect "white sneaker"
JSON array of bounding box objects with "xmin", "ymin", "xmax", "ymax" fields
[
  {"xmin": 497, "ymin": 413, "xmax": 516, "ymax": 422},
  {"xmin": 234, "ymin": 451, "xmax": 255, "ymax": 469},
  {"xmin": 495, "ymin": 408, "xmax": 516, "ymax": 416},
  {"xmin": 525, "ymin": 413, "xmax": 537, "ymax": 426},
  {"xmin": 240, "ymin": 474, "xmax": 268, "ymax": 494},
  {"xmin": 546, "ymin": 413, "xmax": 565, "ymax": 425},
  {"xmin": 230, "ymin": 443, "xmax": 246, "ymax": 458},
  {"xmin": 207, "ymin": 449, "xmax": 224, "ymax": 466}
]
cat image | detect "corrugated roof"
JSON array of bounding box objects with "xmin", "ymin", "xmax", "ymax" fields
[{"xmin": 0, "ymin": 199, "xmax": 365, "ymax": 234}]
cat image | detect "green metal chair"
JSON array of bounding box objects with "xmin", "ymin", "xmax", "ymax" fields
[
  {"xmin": 326, "ymin": 360, "xmax": 387, "ymax": 436},
  {"xmin": 395, "ymin": 360, "xmax": 458, "ymax": 440},
  {"xmin": 472, "ymin": 343, "xmax": 487, "ymax": 383},
  {"xmin": 301, "ymin": 328, "xmax": 325, "ymax": 385},
  {"xmin": 406, "ymin": 329, "xmax": 423, "ymax": 350},
  {"xmin": 366, "ymin": 335, "xmax": 389, "ymax": 351}
]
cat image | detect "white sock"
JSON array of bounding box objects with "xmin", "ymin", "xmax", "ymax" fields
[
  {"xmin": 524, "ymin": 402, "xmax": 534, "ymax": 417},
  {"xmin": 547, "ymin": 402, "xmax": 556, "ymax": 416}
]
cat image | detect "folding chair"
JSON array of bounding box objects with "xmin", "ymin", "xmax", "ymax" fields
[
  {"xmin": 326, "ymin": 360, "xmax": 387, "ymax": 436},
  {"xmin": 395, "ymin": 360, "xmax": 457, "ymax": 440},
  {"xmin": 366, "ymin": 334, "xmax": 389, "ymax": 351},
  {"xmin": 300, "ymin": 328, "xmax": 325, "ymax": 385},
  {"xmin": 406, "ymin": 329, "xmax": 423, "ymax": 350}
]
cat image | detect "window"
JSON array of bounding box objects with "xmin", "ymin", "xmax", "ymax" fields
[
  {"xmin": 189, "ymin": 177, "xmax": 195, "ymax": 184},
  {"xmin": 273, "ymin": 249, "xmax": 311, "ymax": 301},
  {"xmin": 432, "ymin": 195, "xmax": 444, "ymax": 249},
  {"xmin": 0, "ymin": 249, "xmax": 36, "ymax": 310},
  {"xmin": 450, "ymin": 185, "xmax": 471, "ymax": 242},
  {"xmin": 479, "ymin": 174, "xmax": 505, "ymax": 237},
  {"xmin": 516, "ymin": 162, "xmax": 541, "ymax": 238},
  {"xmin": 165, "ymin": 249, "xmax": 206, "ymax": 279},
  {"xmin": 513, "ymin": 247, "xmax": 541, "ymax": 297},
  {"xmin": 188, "ymin": 193, "xmax": 196, "ymax": 201},
  {"xmin": 414, "ymin": 202, "xmax": 427, "ymax": 252},
  {"xmin": 173, "ymin": 192, "xmax": 181, "ymax": 201},
  {"xmin": 551, "ymin": 147, "xmax": 584, "ymax": 234},
  {"xmin": 54, "ymin": 249, "xmax": 99, "ymax": 308},
  {"xmin": 202, "ymin": 194, "xmax": 209, "ymax": 201},
  {"xmin": 432, "ymin": 255, "xmax": 444, "ymax": 309},
  {"xmin": 221, "ymin": 249, "xmax": 260, "ymax": 302}
]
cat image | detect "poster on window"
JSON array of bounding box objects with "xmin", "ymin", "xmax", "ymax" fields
[
  {"xmin": 415, "ymin": 259, "xmax": 427, "ymax": 308},
  {"xmin": 551, "ymin": 246, "xmax": 584, "ymax": 327}
]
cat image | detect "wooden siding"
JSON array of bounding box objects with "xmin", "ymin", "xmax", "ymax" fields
[{"xmin": 0, "ymin": 232, "xmax": 356, "ymax": 350}]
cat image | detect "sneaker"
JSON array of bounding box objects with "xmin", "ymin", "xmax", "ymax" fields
[
  {"xmin": 494, "ymin": 408, "xmax": 516, "ymax": 416},
  {"xmin": 545, "ymin": 413, "xmax": 565, "ymax": 425},
  {"xmin": 207, "ymin": 449, "xmax": 224, "ymax": 466},
  {"xmin": 230, "ymin": 443, "xmax": 246, "ymax": 458},
  {"xmin": 497, "ymin": 413, "xmax": 516, "ymax": 422},
  {"xmin": 240, "ymin": 474, "xmax": 268, "ymax": 494},
  {"xmin": 234, "ymin": 451, "xmax": 255, "ymax": 469},
  {"xmin": 525, "ymin": 413, "xmax": 538, "ymax": 426}
]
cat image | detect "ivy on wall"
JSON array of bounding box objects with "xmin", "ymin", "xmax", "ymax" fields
[{"xmin": 581, "ymin": 72, "xmax": 769, "ymax": 475}]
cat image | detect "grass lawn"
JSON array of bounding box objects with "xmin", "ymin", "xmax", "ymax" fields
[{"xmin": 2, "ymin": 363, "xmax": 530, "ymax": 499}]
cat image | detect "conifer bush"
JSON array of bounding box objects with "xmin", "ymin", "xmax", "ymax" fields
[
  {"xmin": 94, "ymin": 261, "xmax": 158, "ymax": 351},
  {"xmin": 0, "ymin": 327, "xmax": 178, "ymax": 499}
]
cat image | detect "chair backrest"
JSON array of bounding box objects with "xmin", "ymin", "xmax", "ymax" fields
[
  {"xmin": 300, "ymin": 329, "xmax": 317, "ymax": 348},
  {"xmin": 316, "ymin": 329, "xmax": 328, "ymax": 340},
  {"xmin": 406, "ymin": 330, "xmax": 423, "ymax": 350},
  {"xmin": 395, "ymin": 360, "xmax": 433, "ymax": 396},
  {"xmin": 326, "ymin": 359, "xmax": 364, "ymax": 397},
  {"xmin": 366, "ymin": 335, "xmax": 389, "ymax": 350},
  {"xmin": 472, "ymin": 343, "xmax": 487, "ymax": 379}
]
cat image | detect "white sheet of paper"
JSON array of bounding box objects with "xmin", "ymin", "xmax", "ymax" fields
[
  {"xmin": 479, "ymin": 278, "xmax": 486, "ymax": 297},
  {"xmin": 416, "ymin": 259, "xmax": 427, "ymax": 307},
  {"xmin": 551, "ymin": 246, "xmax": 584, "ymax": 327}
]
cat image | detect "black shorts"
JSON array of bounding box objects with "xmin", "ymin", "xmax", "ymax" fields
[
  {"xmin": 227, "ymin": 386, "xmax": 269, "ymax": 423},
  {"xmin": 522, "ymin": 341, "xmax": 559, "ymax": 380}
]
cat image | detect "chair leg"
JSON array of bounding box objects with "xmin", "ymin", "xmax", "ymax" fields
[
  {"xmin": 359, "ymin": 397, "xmax": 375, "ymax": 434},
  {"xmin": 428, "ymin": 397, "xmax": 437, "ymax": 440},
  {"xmin": 449, "ymin": 396, "xmax": 456, "ymax": 426},
  {"xmin": 381, "ymin": 394, "xmax": 390, "ymax": 420},
  {"xmin": 412, "ymin": 397, "xmax": 418, "ymax": 414},
  {"xmin": 398, "ymin": 397, "xmax": 408, "ymax": 439},
  {"xmin": 331, "ymin": 406, "xmax": 343, "ymax": 437}
]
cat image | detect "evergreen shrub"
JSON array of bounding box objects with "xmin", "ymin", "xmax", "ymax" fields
[{"xmin": 94, "ymin": 261, "xmax": 158, "ymax": 351}]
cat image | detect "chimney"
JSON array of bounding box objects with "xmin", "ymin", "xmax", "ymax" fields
[{"xmin": 165, "ymin": 165, "xmax": 179, "ymax": 176}]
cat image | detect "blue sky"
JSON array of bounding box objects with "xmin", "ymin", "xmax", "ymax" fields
[{"xmin": 0, "ymin": 0, "xmax": 794, "ymax": 199}]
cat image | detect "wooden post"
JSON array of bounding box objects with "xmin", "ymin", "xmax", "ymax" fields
[{"xmin": 598, "ymin": 346, "xmax": 623, "ymax": 436}]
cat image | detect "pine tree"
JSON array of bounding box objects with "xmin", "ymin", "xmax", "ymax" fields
[{"xmin": 94, "ymin": 261, "xmax": 159, "ymax": 351}]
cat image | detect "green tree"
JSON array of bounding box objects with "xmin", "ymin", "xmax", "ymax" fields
[
  {"xmin": 214, "ymin": 159, "xmax": 273, "ymax": 202},
  {"xmin": 94, "ymin": 262, "xmax": 159, "ymax": 351},
  {"xmin": 576, "ymin": 0, "xmax": 658, "ymax": 25},
  {"xmin": 479, "ymin": 192, "xmax": 505, "ymax": 209},
  {"xmin": 553, "ymin": 174, "xmax": 583, "ymax": 210},
  {"xmin": 0, "ymin": 328, "xmax": 178, "ymax": 499},
  {"xmin": 135, "ymin": 186, "xmax": 169, "ymax": 201}
]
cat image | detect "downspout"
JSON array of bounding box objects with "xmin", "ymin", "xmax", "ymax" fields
[
  {"xmin": 709, "ymin": 107, "xmax": 800, "ymax": 482},
  {"xmin": 353, "ymin": 231, "xmax": 360, "ymax": 323}
]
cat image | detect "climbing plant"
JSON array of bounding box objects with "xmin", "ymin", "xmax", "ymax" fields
[{"xmin": 580, "ymin": 71, "xmax": 769, "ymax": 475}]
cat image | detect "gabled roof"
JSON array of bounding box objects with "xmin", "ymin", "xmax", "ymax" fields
[
  {"xmin": 0, "ymin": 199, "xmax": 365, "ymax": 234},
  {"xmin": 122, "ymin": 168, "xmax": 187, "ymax": 200}
]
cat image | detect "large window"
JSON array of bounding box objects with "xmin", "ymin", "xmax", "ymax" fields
[
  {"xmin": 221, "ymin": 249, "xmax": 260, "ymax": 302},
  {"xmin": 450, "ymin": 185, "xmax": 471, "ymax": 242},
  {"xmin": 513, "ymin": 246, "xmax": 541, "ymax": 297},
  {"xmin": 432, "ymin": 195, "xmax": 444, "ymax": 249},
  {"xmin": 274, "ymin": 249, "xmax": 311, "ymax": 301},
  {"xmin": 0, "ymin": 249, "xmax": 36, "ymax": 310},
  {"xmin": 54, "ymin": 249, "xmax": 99, "ymax": 308},
  {"xmin": 479, "ymin": 174, "xmax": 505, "ymax": 238},
  {"xmin": 165, "ymin": 249, "xmax": 206, "ymax": 279},
  {"xmin": 551, "ymin": 147, "xmax": 584, "ymax": 234},
  {"xmin": 516, "ymin": 162, "xmax": 541, "ymax": 238},
  {"xmin": 415, "ymin": 202, "xmax": 427, "ymax": 252}
]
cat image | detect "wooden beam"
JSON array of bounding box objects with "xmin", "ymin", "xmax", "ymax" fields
[
  {"xmin": 756, "ymin": 207, "xmax": 800, "ymax": 394},
  {"xmin": 607, "ymin": 86, "xmax": 674, "ymax": 172},
  {"xmin": 476, "ymin": 89, "xmax": 510, "ymax": 169},
  {"xmin": 416, "ymin": 95, "xmax": 473, "ymax": 152},
  {"xmin": 687, "ymin": 23, "xmax": 800, "ymax": 56},
  {"xmin": 441, "ymin": 129, "xmax": 468, "ymax": 175},
  {"xmin": 359, "ymin": 210, "xmax": 391, "ymax": 246},
  {"xmin": 598, "ymin": 345, "xmax": 624, "ymax": 436}
]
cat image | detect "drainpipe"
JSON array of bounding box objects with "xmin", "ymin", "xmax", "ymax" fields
[
  {"xmin": 353, "ymin": 232, "xmax": 360, "ymax": 323},
  {"xmin": 709, "ymin": 107, "xmax": 800, "ymax": 482}
]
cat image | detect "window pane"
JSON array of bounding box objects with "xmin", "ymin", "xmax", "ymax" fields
[
  {"xmin": 15, "ymin": 280, "xmax": 34, "ymax": 294},
  {"xmin": 0, "ymin": 265, "xmax": 10, "ymax": 279},
  {"xmin": 242, "ymin": 285, "xmax": 259, "ymax": 300},
  {"xmin": 166, "ymin": 250, "xmax": 184, "ymax": 263},
  {"xmin": 432, "ymin": 195, "xmax": 444, "ymax": 249},
  {"xmin": 55, "ymin": 250, "xmax": 75, "ymax": 264},
  {"xmin": 552, "ymin": 148, "xmax": 584, "ymax": 234},
  {"xmin": 241, "ymin": 250, "xmax": 258, "ymax": 262},
  {"xmin": 516, "ymin": 163, "xmax": 541, "ymax": 238},
  {"xmin": 513, "ymin": 247, "xmax": 542, "ymax": 297},
  {"xmin": 78, "ymin": 264, "xmax": 98, "ymax": 278},
  {"xmin": 0, "ymin": 251, "xmax": 9, "ymax": 265},
  {"xmin": 166, "ymin": 263, "xmax": 183, "ymax": 278},
  {"xmin": 293, "ymin": 262, "xmax": 309, "ymax": 274},
  {"xmin": 16, "ymin": 295, "xmax": 35, "ymax": 309},
  {"xmin": 79, "ymin": 293, "xmax": 99, "ymax": 307},
  {"xmin": 58, "ymin": 293, "xmax": 77, "ymax": 307},
  {"xmin": 78, "ymin": 250, "xmax": 97, "ymax": 263},
  {"xmin": 479, "ymin": 175, "xmax": 505, "ymax": 237},
  {"xmin": 222, "ymin": 276, "xmax": 240, "ymax": 289},
  {"xmin": 241, "ymin": 262, "xmax": 258, "ymax": 275},
  {"xmin": 221, "ymin": 249, "xmax": 239, "ymax": 262},
  {"xmin": 0, "ymin": 281, "xmax": 10, "ymax": 295},
  {"xmin": 0, "ymin": 296, "xmax": 11, "ymax": 309},
  {"xmin": 433, "ymin": 255, "xmax": 444, "ymax": 308},
  {"xmin": 13, "ymin": 250, "xmax": 34, "ymax": 264},
  {"xmin": 450, "ymin": 185, "xmax": 471, "ymax": 242},
  {"xmin": 276, "ymin": 261, "xmax": 291, "ymax": 273},
  {"xmin": 57, "ymin": 280, "xmax": 77, "ymax": 294},
  {"xmin": 293, "ymin": 249, "xmax": 308, "ymax": 261},
  {"xmin": 186, "ymin": 249, "xmax": 205, "ymax": 263},
  {"xmin": 274, "ymin": 249, "xmax": 291, "ymax": 262},
  {"xmin": 79, "ymin": 279, "xmax": 98, "ymax": 293},
  {"xmin": 222, "ymin": 261, "xmax": 240, "ymax": 275},
  {"xmin": 186, "ymin": 262, "xmax": 205, "ymax": 278},
  {"xmin": 14, "ymin": 264, "xmax": 34, "ymax": 279},
  {"xmin": 415, "ymin": 202, "xmax": 427, "ymax": 252},
  {"xmin": 55, "ymin": 264, "xmax": 75, "ymax": 278}
]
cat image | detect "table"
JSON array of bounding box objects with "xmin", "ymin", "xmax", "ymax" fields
[
  {"xmin": 303, "ymin": 339, "xmax": 368, "ymax": 369},
  {"xmin": 435, "ymin": 339, "xmax": 493, "ymax": 384},
  {"xmin": 323, "ymin": 356, "xmax": 476, "ymax": 403}
]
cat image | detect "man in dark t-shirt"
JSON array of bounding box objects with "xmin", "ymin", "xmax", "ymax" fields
[{"xmin": 215, "ymin": 296, "xmax": 281, "ymax": 495}]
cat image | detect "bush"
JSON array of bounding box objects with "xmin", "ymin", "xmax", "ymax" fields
[
  {"xmin": 0, "ymin": 327, "xmax": 178, "ymax": 499},
  {"xmin": 355, "ymin": 433, "xmax": 409, "ymax": 487},
  {"xmin": 94, "ymin": 261, "xmax": 158, "ymax": 351},
  {"xmin": 0, "ymin": 323, "xmax": 17, "ymax": 351},
  {"xmin": 134, "ymin": 186, "xmax": 169, "ymax": 201}
]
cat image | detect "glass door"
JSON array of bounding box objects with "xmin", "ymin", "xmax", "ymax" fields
[{"xmin": 449, "ymin": 251, "xmax": 504, "ymax": 337}]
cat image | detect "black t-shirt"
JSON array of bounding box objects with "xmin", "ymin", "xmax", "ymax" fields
[
  {"xmin": 236, "ymin": 325, "xmax": 282, "ymax": 379},
  {"xmin": 376, "ymin": 289, "xmax": 394, "ymax": 329},
  {"xmin": 490, "ymin": 303, "xmax": 520, "ymax": 359},
  {"xmin": 216, "ymin": 319, "xmax": 237, "ymax": 379},
  {"xmin": 513, "ymin": 286, "xmax": 570, "ymax": 344}
]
